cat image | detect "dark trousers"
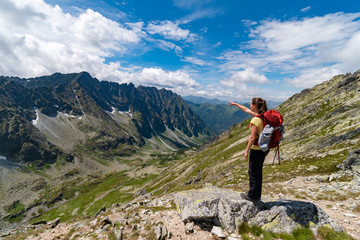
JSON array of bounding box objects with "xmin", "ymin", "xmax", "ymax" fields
[{"xmin": 248, "ymin": 149, "xmax": 266, "ymax": 199}]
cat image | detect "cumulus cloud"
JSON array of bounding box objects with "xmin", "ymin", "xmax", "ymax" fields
[
  {"xmin": 0, "ymin": 0, "xmax": 141, "ymax": 77},
  {"xmin": 284, "ymin": 67, "xmax": 342, "ymax": 88},
  {"xmin": 226, "ymin": 68, "xmax": 270, "ymax": 85},
  {"xmin": 219, "ymin": 12, "xmax": 360, "ymax": 88},
  {"xmin": 103, "ymin": 67, "xmax": 199, "ymax": 90},
  {"xmin": 146, "ymin": 20, "xmax": 196, "ymax": 42},
  {"xmin": 0, "ymin": 0, "xmax": 201, "ymax": 92}
]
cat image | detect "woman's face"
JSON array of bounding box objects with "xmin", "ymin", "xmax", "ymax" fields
[{"xmin": 250, "ymin": 102, "xmax": 257, "ymax": 112}]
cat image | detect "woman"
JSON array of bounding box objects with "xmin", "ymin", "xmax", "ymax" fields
[{"xmin": 229, "ymin": 98, "xmax": 267, "ymax": 201}]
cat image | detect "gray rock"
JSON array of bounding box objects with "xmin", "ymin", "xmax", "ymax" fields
[
  {"xmin": 343, "ymin": 213, "xmax": 357, "ymax": 218},
  {"xmin": 175, "ymin": 186, "xmax": 342, "ymax": 234},
  {"xmin": 162, "ymin": 225, "xmax": 168, "ymax": 239},
  {"xmin": 211, "ymin": 226, "xmax": 226, "ymax": 238},
  {"xmin": 100, "ymin": 217, "xmax": 112, "ymax": 228},
  {"xmin": 48, "ymin": 217, "xmax": 60, "ymax": 228},
  {"xmin": 114, "ymin": 229, "xmax": 122, "ymax": 240},
  {"xmin": 175, "ymin": 186, "xmax": 261, "ymax": 233},
  {"xmin": 337, "ymin": 149, "xmax": 360, "ymax": 171},
  {"xmin": 185, "ymin": 221, "xmax": 194, "ymax": 234},
  {"xmin": 155, "ymin": 224, "xmax": 166, "ymax": 240}
]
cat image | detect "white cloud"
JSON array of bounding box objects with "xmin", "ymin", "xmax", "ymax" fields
[
  {"xmin": 103, "ymin": 67, "xmax": 200, "ymax": 89},
  {"xmin": 226, "ymin": 68, "xmax": 270, "ymax": 85},
  {"xmin": 336, "ymin": 31, "xmax": 360, "ymax": 70},
  {"xmin": 301, "ymin": 6, "xmax": 311, "ymax": 12},
  {"xmin": 182, "ymin": 56, "xmax": 210, "ymax": 66},
  {"xmin": 219, "ymin": 12, "xmax": 360, "ymax": 89},
  {"xmin": 146, "ymin": 20, "xmax": 196, "ymax": 42},
  {"xmin": 0, "ymin": 0, "xmax": 142, "ymax": 78},
  {"xmin": 284, "ymin": 67, "xmax": 342, "ymax": 88},
  {"xmin": 0, "ymin": 0, "xmax": 202, "ymax": 92}
]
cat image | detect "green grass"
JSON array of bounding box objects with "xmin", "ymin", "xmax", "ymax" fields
[
  {"xmin": 236, "ymin": 219, "xmax": 355, "ymax": 240},
  {"xmin": 317, "ymin": 226, "xmax": 355, "ymax": 240},
  {"xmin": 238, "ymin": 222, "xmax": 318, "ymax": 240},
  {"xmin": 30, "ymin": 172, "xmax": 158, "ymax": 223}
]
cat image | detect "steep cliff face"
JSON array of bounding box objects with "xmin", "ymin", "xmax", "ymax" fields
[{"xmin": 0, "ymin": 72, "xmax": 213, "ymax": 167}]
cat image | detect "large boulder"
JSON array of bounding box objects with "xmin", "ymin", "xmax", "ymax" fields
[{"xmin": 174, "ymin": 186, "xmax": 342, "ymax": 234}]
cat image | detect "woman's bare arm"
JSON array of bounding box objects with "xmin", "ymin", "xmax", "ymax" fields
[
  {"xmin": 245, "ymin": 124, "xmax": 258, "ymax": 159},
  {"xmin": 229, "ymin": 101, "xmax": 256, "ymax": 116}
]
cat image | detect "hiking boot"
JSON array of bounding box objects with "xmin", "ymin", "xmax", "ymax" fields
[{"xmin": 241, "ymin": 193, "xmax": 260, "ymax": 202}]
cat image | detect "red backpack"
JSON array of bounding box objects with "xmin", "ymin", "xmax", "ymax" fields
[{"xmin": 250, "ymin": 110, "xmax": 284, "ymax": 164}]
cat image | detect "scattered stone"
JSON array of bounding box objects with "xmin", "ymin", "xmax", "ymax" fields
[
  {"xmin": 286, "ymin": 179, "xmax": 294, "ymax": 185},
  {"xmin": 154, "ymin": 224, "xmax": 168, "ymax": 240},
  {"xmin": 307, "ymin": 165, "xmax": 319, "ymax": 171},
  {"xmin": 90, "ymin": 218, "xmax": 98, "ymax": 225},
  {"xmin": 185, "ymin": 221, "xmax": 194, "ymax": 234},
  {"xmin": 142, "ymin": 209, "xmax": 151, "ymax": 215},
  {"xmin": 48, "ymin": 217, "xmax": 61, "ymax": 228},
  {"xmin": 73, "ymin": 223, "xmax": 84, "ymax": 230},
  {"xmin": 95, "ymin": 207, "xmax": 106, "ymax": 217},
  {"xmin": 134, "ymin": 189, "xmax": 148, "ymax": 198},
  {"xmin": 162, "ymin": 225, "xmax": 168, "ymax": 239},
  {"xmin": 100, "ymin": 217, "xmax": 113, "ymax": 227},
  {"xmin": 114, "ymin": 229, "xmax": 122, "ymax": 240},
  {"xmin": 155, "ymin": 224, "xmax": 162, "ymax": 239},
  {"xmin": 228, "ymin": 237, "xmax": 241, "ymax": 240},
  {"xmin": 343, "ymin": 213, "xmax": 357, "ymax": 218},
  {"xmin": 211, "ymin": 226, "xmax": 226, "ymax": 238}
]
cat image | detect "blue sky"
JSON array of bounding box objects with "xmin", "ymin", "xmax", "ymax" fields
[{"xmin": 1, "ymin": 0, "xmax": 360, "ymax": 102}]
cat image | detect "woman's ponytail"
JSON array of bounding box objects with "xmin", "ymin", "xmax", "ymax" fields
[{"xmin": 252, "ymin": 97, "xmax": 268, "ymax": 114}]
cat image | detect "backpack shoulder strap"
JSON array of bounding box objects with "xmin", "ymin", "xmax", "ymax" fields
[{"xmin": 246, "ymin": 113, "xmax": 266, "ymax": 129}]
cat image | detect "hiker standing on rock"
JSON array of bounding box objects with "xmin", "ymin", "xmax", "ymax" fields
[{"xmin": 229, "ymin": 98, "xmax": 268, "ymax": 201}]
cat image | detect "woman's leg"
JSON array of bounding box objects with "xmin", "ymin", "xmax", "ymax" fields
[{"xmin": 248, "ymin": 149, "xmax": 266, "ymax": 199}]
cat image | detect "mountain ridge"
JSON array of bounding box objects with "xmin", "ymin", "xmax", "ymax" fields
[{"xmin": 0, "ymin": 72, "xmax": 214, "ymax": 167}]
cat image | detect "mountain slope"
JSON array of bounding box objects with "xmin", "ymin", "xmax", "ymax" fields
[
  {"xmin": 0, "ymin": 72, "xmax": 214, "ymax": 167},
  {"xmin": 146, "ymin": 70, "xmax": 360, "ymax": 194}
]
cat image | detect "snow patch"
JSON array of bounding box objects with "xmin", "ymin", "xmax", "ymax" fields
[
  {"xmin": 0, "ymin": 155, "xmax": 7, "ymax": 161},
  {"xmin": 32, "ymin": 109, "xmax": 39, "ymax": 125},
  {"xmin": 64, "ymin": 113, "xmax": 77, "ymax": 118},
  {"xmin": 111, "ymin": 107, "xmax": 117, "ymax": 114}
]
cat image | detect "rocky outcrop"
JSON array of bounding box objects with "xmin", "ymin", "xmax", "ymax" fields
[
  {"xmin": 337, "ymin": 149, "xmax": 360, "ymax": 185},
  {"xmin": 175, "ymin": 186, "xmax": 342, "ymax": 234},
  {"xmin": 338, "ymin": 149, "xmax": 360, "ymax": 171}
]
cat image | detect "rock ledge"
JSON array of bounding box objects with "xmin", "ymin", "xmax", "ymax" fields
[{"xmin": 175, "ymin": 186, "xmax": 342, "ymax": 234}]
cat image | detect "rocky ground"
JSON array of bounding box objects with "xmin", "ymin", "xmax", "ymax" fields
[
  {"xmin": 2, "ymin": 171, "xmax": 359, "ymax": 240},
  {"xmin": 265, "ymin": 175, "xmax": 360, "ymax": 239}
]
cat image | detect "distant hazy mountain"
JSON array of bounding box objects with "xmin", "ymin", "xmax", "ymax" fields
[
  {"xmin": 0, "ymin": 72, "xmax": 214, "ymax": 168},
  {"xmin": 185, "ymin": 101, "xmax": 251, "ymax": 134},
  {"xmin": 183, "ymin": 96, "xmax": 282, "ymax": 134},
  {"xmin": 183, "ymin": 95, "xmax": 282, "ymax": 109},
  {"xmin": 182, "ymin": 95, "xmax": 227, "ymax": 105}
]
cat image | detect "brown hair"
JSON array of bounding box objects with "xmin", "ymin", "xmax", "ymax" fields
[{"xmin": 251, "ymin": 97, "xmax": 267, "ymax": 114}]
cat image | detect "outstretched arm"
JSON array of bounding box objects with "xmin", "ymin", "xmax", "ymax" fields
[{"xmin": 229, "ymin": 101, "xmax": 256, "ymax": 116}]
